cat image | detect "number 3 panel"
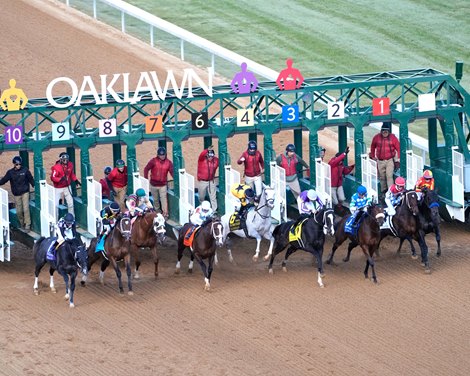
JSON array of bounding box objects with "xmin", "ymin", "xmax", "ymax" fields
[
  {"xmin": 99, "ymin": 119, "xmax": 117, "ymax": 137},
  {"xmin": 52, "ymin": 122, "xmax": 70, "ymax": 142}
]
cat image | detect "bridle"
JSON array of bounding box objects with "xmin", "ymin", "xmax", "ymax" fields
[
  {"xmin": 210, "ymin": 220, "xmax": 224, "ymax": 246},
  {"xmin": 254, "ymin": 188, "xmax": 275, "ymax": 219}
]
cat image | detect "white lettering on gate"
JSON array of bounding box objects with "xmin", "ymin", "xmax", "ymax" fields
[{"xmin": 46, "ymin": 77, "xmax": 78, "ymax": 108}]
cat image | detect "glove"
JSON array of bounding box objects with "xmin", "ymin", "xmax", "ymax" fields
[
  {"xmin": 387, "ymin": 207, "xmax": 396, "ymax": 216},
  {"xmin": 75, "ymin": 181, "xmax": 81, "ymax": 187},
  {"xmin": 394, "ymin": 161, "xmax": 400, "ymax": 170},
  {"xmin": 344, "ymin": 146, "xmax": 350, "ymax": 154}
]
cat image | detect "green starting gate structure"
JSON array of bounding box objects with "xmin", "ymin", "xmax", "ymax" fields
[{"xmin": 1, "ymin": 66, "xmax": 469, "ymax": 236}]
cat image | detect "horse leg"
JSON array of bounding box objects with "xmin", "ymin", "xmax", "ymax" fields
[
  {"xmin": 263, "ymin": 235, "xmax": 275, "ymax": 261},
  {"xmin": 282, "ymin": 247, "xmax": 298, "ymax": 272},
  {"xmin": 207, "ymin": 254, "xmax": 215, "ymax": 282},
  {"xmin": 49, "ymin": 266, "xmax": 57, "ymax": 293},
  {"xmin": 344, "ymin": 241, "xmax": 358, "ymax": 262},
  {"xmin": 268, "ymin": 240, "xmax": 287, "ymax": 274},
  {"xmin": 131, "ymin": 244, "xmax": 141, "ymax": 280},
  {"xmin": 194, "ymin": 254, "xmax": 210, "ymax": 291},
  {"xmin": 416, "ymin": 230, "xmax": 430, "ymax": 273},
  {"xmin": 253, "ymin": 236, "xmax": 262, "ymax": 262},
  {"xmin": 111, "ymin": 258, "xmax": 124, "ymax": 294},
  {"xmin": 326, "ymin": 230, "xmax": 347, "ymax": 265},
  {"xmin": 188, "ymin": 251, "xmax": 194, "ymax": 273},
  {"xmin": 33, "ymin": 261, "xmax": 46, "ymax": 295},
  {"xmin": 435, "ymin": 226, "xmax": 442, "ymax": 257},
  {"xmin": 99, "ymin": 258, "xmax": 110, "ymax": 284},
  {"xmin": 312, "ymin": 249, "xmax": 325, "ymax": 288},
  {"xmin": 67, "ymin": 272, "xmax": 77, "ymax": 308},
  {"xmin": 151, "ymin": 245, "xmax": 159, "ymax": 278},
  {"xmin": 125, "ymin": 254, "xmax": 133, "ymax": 295},
  {"xmin": 225, "ymin": 236, "xmax": 234, "ymax": 263},
  {"xmin": 408, "ymin": 237, "xmax": 418, "ymax": 259},
  {"xmin": 362, "ymin": 245, "xmax": 377, "ymax": 283},
  {"xmin": 62, "ymin": 272, "xmax": 70, "ymax": 301}
]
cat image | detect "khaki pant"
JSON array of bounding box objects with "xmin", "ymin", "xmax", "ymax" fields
[
  {"xmin": 150, "ymin": 185, "xmax": 168, "ymax": 216},
  {"xmin": 331, "ymin": 186, "xmax": 346, "ymax": 206},
  {"xmin": 377, "ymin": 159, "xmax": 395, "ymax": 192},
  {"xmin": 244, "ymin": 175, "xmax": 263, "ymax": 197},
  {"xmin": 114, "ymin": 186, "xmax": 128, "ymax": 211},
  {"xmin": 55, "ymin": 186, "xmax": 74, "ymax": 217},
  {"xmin": 198, "ymin": 180, "xmax": 217, "ymax": 212},
  {"xmin": 14, "ymin": 192, "xmax": 31, "ymax": 230},
  {"xmin": 286, "ymin": 177, "xmax": 301, "ymax": 199}
]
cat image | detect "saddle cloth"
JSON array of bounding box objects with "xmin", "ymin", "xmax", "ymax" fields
[
  {"xmin": 344, "ymin": 214, "xmax": 366, "ymax": 237},
  {"xmin": 380, "ymin": 215, "xmax": 398, "ymax": 236},
  {"xmin": 45, "ymin": 237, "xmax": 58, "ymax": 261},
  {"xmin": 183, "ymin": 226, "xmax": 199, "ymax": 248},
  {"xmin": 96, "ymin": 234, "xmax": 106, "ymax": 252},
  {"xmin": 229, "ymin": 214, "xmax": 242, "ymax": 232},
  {"xmin": 289, "ymin": 218, "xmax": 308, "ymax": 244}
]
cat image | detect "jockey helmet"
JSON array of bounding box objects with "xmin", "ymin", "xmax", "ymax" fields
[
  {"xmin": 64, "ymin": 213, "xmax": 75, "ymax": 227},
  {"xmin": 104, "ymin": 166, "xmax": 112, "ymax": 174},
  {"xmin": 59, "ymin": 153, "xmax": 69, "ymax": 163},
  {"xmin": 135, "ymin": 188, "xmax": 146, "ymax": 198},
  {"xmin": 286, "ymin": 144, "xmax": 296, "ymax": 153},
  {"xmin": 109, "ymin": 202, "xmax": 120, "ymax": 213},
  {"xmin": 201, "ymin": 201, "xmax": 211, "ymax": 212},
  {"xmin": 307, "ymin": 189, "xmax": 317, "ymax": 201},
  {"xmin": 395, "ymin": 177, "xmax": 406, "ymax": 187},
  {"xmin": 115, "ymin": 159, "xmax": 125, "ymax": 168},
  {"xmin": 357, "ymin": 185, "xmax": 367, "ymax": 196},
  {"xmin": 245, "ymin": 188, "xmax": 255, "ymax": 199},
  {"xmin": 157, "ymin": 146, "xmax": 166, "ymax": 156},
  {"xmin": 127, "ymin": 194, "xmax": 137, "ymax": 202},
  {"xmin": 12, "ymin": 156, "xmax": 22, "ymax": 165},
  {"xmin": 423, "ymin": 170, "xmax": 433, "ymax": 179}
]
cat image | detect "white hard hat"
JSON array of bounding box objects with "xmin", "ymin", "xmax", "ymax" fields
[
  {"xmin": 201, "ymin": 201, "xmax": 211, "ymax": 211},
  {"xmin": 307, "ymin": 189, "xmax": 317, "ymax": 201}
]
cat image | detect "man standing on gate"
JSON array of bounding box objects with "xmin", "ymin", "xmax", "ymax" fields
[
  {"xmin": 197, "ymin": 145, "xmax": 219, "ymax": 213},
  {"xmin": 328, "ymin": 146, "xmax": 355, "ymax": 210},
  {"xmin": 237, "ymin": 140, "xmax": 264, "ymax": 199},
  {"xmin": 51, "ymin": 152, "xmax": 81, "ymax": 217},
  {"xmin": 0, "ymin": 156, "xmax": 34, "ymax": 232},
  {"xmin": 369, "ymin": 122, "xmax": 400, "ymax": 195},
  {"xmin": 276, "ymin": 144, "xmax": 309, "ymax": 200},
  {"xmin": 107, "ymin": 159, "xmax": 128, "ymax": 211},
  {"xmin": 144, "ymin": 146, "xmax": 173, "ymax": 219}
]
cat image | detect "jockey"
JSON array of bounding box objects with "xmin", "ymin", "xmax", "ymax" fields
[
  {"xmin": 384, "ymin": 176, "xmax": 406, "ymax": 216},
  {"xmin": 135, "ymin": 188, "xmax": 153, "ymax": 211},
  {"xmin": 230, "ymin": 183, "xmax": 256, "ymax": 218},
  {"xmin": 185, "ymin": 201, "xmax": 213, "ymax": 240},
  {"xmin": 350, "ymin": 185, "xmax": 372, "ymax": 225},
  {"xmin": 125, "ymin": 193, "xmax": 143, "ymax": 218},
  {"xmin": 297, "ymin": 189, "xmax": 323, "ymax": 218},
  {"xmin": 415, "ymin": 170, "xmax": 435, "ymax": 200},
  {"xmin": 56, "ymin": 213, "xmax": 82, "ymax": 247},
  {"xmin": 100, "ymin": 201, "xmax": 121, "ymax": 238}
]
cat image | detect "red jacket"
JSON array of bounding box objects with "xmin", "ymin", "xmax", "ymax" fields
[
  {"xmin": 100, "ymin": 178, "xmax": 111, "ymax": 198},
  {"xmin": 197, "ymin": 150, "xmax": 219, "ymax": 181},
  {"xmin": 237, "ymin": 151, "xmax": 264, "ymax": 177},
  {"xmin": 51, "ymin": 161, "xmax": 78, "ymax": 188},
  {"xmin": 144, "ymin": 157, "xmax": 174, "ymax": 187},
  {"xmin": 279, "ymin": 154, "xmax": 298, "ymax": 177},
  {"xmin": 328, "ymin": 153, "xmax": 355, "ymax": 188},
  {"xmin": 369, "ymin": 133, "xmax": 400, "ymax": 161},
  {"xmin": 107, "ymin": 166, "xmax": 128, "ymax": 188}
]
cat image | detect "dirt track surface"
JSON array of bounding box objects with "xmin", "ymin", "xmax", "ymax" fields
[{"xmin": 1, "ymin": 1, "xmax": 470, "ymax": 375}]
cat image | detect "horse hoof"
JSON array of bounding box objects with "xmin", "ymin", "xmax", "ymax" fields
[
  {"xmin": 188, "ymin": 269, "xmax": 193, "ymax": 274},
  {"xmin": 128, "ymin": 291, "xmax": 134, "ymax": 296},
  {"xmin": 133, "ymin": 273, "xmax": 140, "ymax": 280},
  {"xmin": 229, "ymin": 257, "xmax": 234, "ymax": 263},
  {"xmin": 263, "ymin": 255, "xmax": 270, "ymax": 262},
  {"xmin": 69, "ymin": 303, "xmax": 75, "ymax": 308},
  {"xmin": 412, "ymin": 255, "xmax": 418, "ymax": 260},
  {"xmin": 436, "ymin": 252, "xmax": 441, "ymax": 257},
  {"xmin": 175, "ymin": 268, "xmax": 180, "ymax": 275},
  {"xmin": 282, "ymin": 266, "xmax": 287, "ymax": 272},
  {"xmin": 80, "ymin": 280, "xmax": 86, "ymax": 286},
  {"xmin": 268, "ymin": 269, "xmax": 273, "ymax": 275},
  {"xmin": 424, "ymin": 268, "xmax": 431, "ymax": 274},
  {"xmin": 204, "ymin": 285, "xmax": 211, "ymax": 291},
  {"xmin": 64, "ymin": 293, "xmax": 70, "ymax": 300},
  {"xmin": 342, "ymin": 258, "xmax": 349, "ymax": 263},
  {"xmin": 51, "ymin": 287, "xmax": 57, "ymax": 294},
  {"xmin": 319, "ymin": 284, "xmax": 325, "ymax": 288},
  {"xmin": 100, "ymin": 279, "xmax": 105, "ymax": 286},
  {"xmin": 252, "ymin": 255, "xmax": 259, "ymax": 262},
  {"xmin": 33, "ymin": 289, "xmax": 39, "ymax": 296},
  {"xmin": 320, "ymin": 273, "xmax": 326, "ymax": 278}
]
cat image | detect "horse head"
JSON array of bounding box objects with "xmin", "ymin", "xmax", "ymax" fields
[
  {"xmin": 368, "ymin": 203, "xmax": 385, "ymax": 226},
  {"xmin": 118, "ymin": 217, "xmax": 132, "ymax": 241},
  {"xmin": 74, "ymin": 243, "xmax": 89, "ymax": 277},
  {"xmin": 210, "ymin": 218, "xmax": 225, "ymax": 248},
  {"xmin": 153, "ymin": 213, "xmax": 167, "ymax": 244},
  {"xmin": 422, "ymin": 188, "xmax": 441, "ymax": 225},
  {"xmin": 263, "ymin": 186, "xmax": 276, "ymax": 209},
  {"xmin": 318, "ymin": 207, "xmax": 335, "ymax": 236},
  {"xmin": 402, "ymin": 190, "xmax": 420, "ymax": 216}
]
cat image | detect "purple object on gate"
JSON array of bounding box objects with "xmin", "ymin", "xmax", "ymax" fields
[{"xmin": 4, "ymin": 125, "xmax": 23, "ymax": 145}]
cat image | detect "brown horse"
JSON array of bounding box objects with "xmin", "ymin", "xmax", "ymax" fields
[
  {"xmin": 176, "ymin": 218, "xmax": 224, "ymax": 291},
  {"xmin": 380, "ymin": 190, "xmax": 430, "ymax": 272},
  {"xmin": 130, "ymin": 211, "xmax": 166, "ymax": 279},
  {"xmin": 86, "ymin": 216, "xmax": 133, "ymax": 294},
  {"xmin": 326, "ymin": 204, "xmax": 385, "ymax": 283}
]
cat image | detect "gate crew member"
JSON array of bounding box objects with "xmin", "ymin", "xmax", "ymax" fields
[
  {"xmin": 276, "ymin": 144, "xmax": 309, "ymax": 200},
  {"xmin": 185, "ymin": 200, "xmax": 213, "ymax": 240},
  {"xmin": 328, "ymin": 146, "xmax": 354, "ymax": 208},
  {"xmin": 197, "ymin": 146, "xmax": 219, "ymax": 213},
  {"xmin": 369, "ymin": 122, "xmax": 400, "ymax": 194},
  {"xmin": 107, "ymin": 159, "xmax": 128, "ymax": 211},
  {"xmin": 415, "ymin": 170, "xmax": 435, "ymax": 201},
  {"xmin": 100, "ymin": 166, "xmax": 113, "ymax": 200},
  {"xmin": 51, "ymin": 152, "xmax": 81, "ymax": 217},
  {"xmin": 384, "ymin": 177, "xmax": 406, "ymax": 216},
  {"xmin": 237, "ymin": 141, "xmax": 264, "ymax": 199},
  {"xmin": 144, "ymin": 146, "xmax": 174, "ymax": 219}
]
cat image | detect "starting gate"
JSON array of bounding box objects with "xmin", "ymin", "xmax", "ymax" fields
[
  {"xmin": 270, "ymin": 162, "xmax": 287, "ymax": 223},
  {"xmin": 224, "ymin": 165, "xmax": 240, "ymax": 215},
  {"xmin": 179, "ymin": 169, "xmax": 195, "ymax": 225},
  {"xmin": 315, "ymin": 158, "xmax": 332, "ymax": 207},
  {"xmin": 86, "ymin": 177, "xmax": 102, "ymax": 237},
  {"xmin": 447, "ymin": 147, "xmax": 465, "ymax": 221},
  {"xmin": 0, "ymin": 188, "xmax": 10, "ymax": 262},
  {"xmin": 361, "ymin": 155, "xmax": 379, "ymax": 202},
  {"xmin": 406, "ymin": 150, "xmax": 424, "ymax": 190},
  {"xmin": 39, "ymin": 180, "xmax": 57, "ymax": 237}
]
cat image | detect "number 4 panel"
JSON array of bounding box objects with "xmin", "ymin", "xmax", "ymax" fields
[{"xmin": 237, "ymin": 108, "xmax": 254, "ymax": 127}]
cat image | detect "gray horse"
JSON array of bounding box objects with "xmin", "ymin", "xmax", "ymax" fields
[{"xmin": 220, "ymin": 185, "xmax": 276, "ymax": 262}]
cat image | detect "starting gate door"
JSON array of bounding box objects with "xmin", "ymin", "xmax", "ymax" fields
[
  {"xmin": 315, "ymin": 158, "xmax": 332, "ymax": 207},
  {"xmin": 179, "ymin": 169, "xmax": 195, "ymax": 224},
  {"xmin": 447, "ymin": 147, "xmax": 465, "ymax": 221},
  {"xmin": 270, "ymin": 162, "xmax": 287, "ymax": 223},
  {"xmin": 87, "ymin": 177, "xmax": 103, "ymax": 237},
  {"xmin": 224, "ymin": 165, "xmax": 240, "ymax": 215},
  {"xmin": 132, "ymin": 172, "xmax": 150, "ymax": 196},
  {"xmin": 0, "ymin": 188, "xmax": 10, "ymax": 262},
  {"xmin": 361, "ymin": 154, "xmax": 379, "ymax": 202},
  {"xmin": 406, "ymin": 150, "xmax": 424, "ymax": 190},
  {"xmin": 40, "ymin": 180, "xmax": 57, "ymax": 237}
]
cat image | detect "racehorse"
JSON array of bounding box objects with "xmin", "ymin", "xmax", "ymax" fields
[
  {"xmin": 86, "ymin": 216, "xmax": 133, "ymax": 294},
  {"xmin": 268, "ymin": 207, "xmax": 335, "ymax": 288},
  {"xmin": 380, "ymin": 190, "xmax": 431, "ymax": 272},
  {"xmin": 397, "ymin": 188, "xmax": 441, "ymax": 258},
  {"xmin": 130, "ymin": 211, "xmax": 166, "ymax": 279},
  {"xmin": 220, "ymin": 185, "xmax": 276, "ymax": 263},
  {"xmin": 33, "ymin": 237, "xmax": 88, "ymax": 308},
  {"xmin": 176, "ymin": 217, "xmax": 224, "ymax": 291},
  {"xmin": 326, "ymin": 204, "xmax": 385, "ymax": 283}
]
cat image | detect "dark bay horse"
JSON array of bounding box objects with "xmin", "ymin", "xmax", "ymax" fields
[
  {"xmin": 268, "ymin": 208, "xmax": 335, "ymax": 288},
  {"xmin": 380, "ymin": 190, "xmax": 431, "ymax": 272},
  {"xmin": 397, "ymin": 188, "xmax": 441, "ymax": 257},
  {"xmin": 326, "ymin": 204, "xmax": 385, "ymax": 283},
  {"xmin": 176, "ymin": 217, "xmax": 224, "ymax": 291},
  {"xmin": 86, "ymin": 216, "xmax": 133, "ymax": 295},
  {"xmin": 33, "ymin": 237, "xmax": 88, "ymax": 308},
  {"xmin": 130, "ymin": 211, "xmax": 166, "ymax": 279}
]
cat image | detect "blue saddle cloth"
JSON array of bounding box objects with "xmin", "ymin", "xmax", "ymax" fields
[
  {"xmin": 344, "ymin": 214, "xmax": 365, "ymax": 237},
  {"xmin": 45, "ymin": 237, "xmax": 58, "ymax": 261},
  {"xmin": 96, "ymin": 235, "xmax": 106, "ymax": 252}
]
